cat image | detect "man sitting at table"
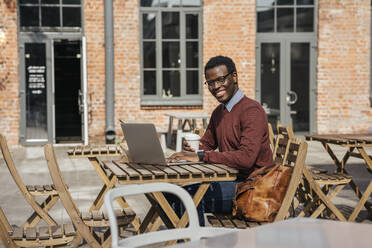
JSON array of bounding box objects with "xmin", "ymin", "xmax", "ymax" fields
[{"xmin": 166, "ymin": 55, "xmax": 274, "ymax": 225}]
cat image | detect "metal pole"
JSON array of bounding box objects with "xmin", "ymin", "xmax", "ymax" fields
[{"xmin": 104, "ymin": 0, "xmax": 115, "ymax": 143}]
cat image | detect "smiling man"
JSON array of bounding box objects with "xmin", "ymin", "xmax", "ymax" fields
[{"xmin": 166, "ymin": 55, "xmax": 274, "ymax": 225}]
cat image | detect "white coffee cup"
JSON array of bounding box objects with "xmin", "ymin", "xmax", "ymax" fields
[{"xmin": 184, "ymin": 133, "xmax": 200, "ymax": 151}]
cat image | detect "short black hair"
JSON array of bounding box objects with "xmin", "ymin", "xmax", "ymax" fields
[{"xmin": 204, "ymin": 55, "xmax": 236, "ymax": 76}]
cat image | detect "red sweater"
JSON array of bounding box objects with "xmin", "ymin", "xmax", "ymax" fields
[{"xmin": 200, "ymin": 96, "xmax": 274, "ymax": 176}]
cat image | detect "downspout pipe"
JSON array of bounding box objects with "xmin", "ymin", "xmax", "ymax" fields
[{"xmin": 104, "ymin": 0, "xmax": 115, "ymax": 143}]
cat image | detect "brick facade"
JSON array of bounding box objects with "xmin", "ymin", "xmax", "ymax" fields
[
  {"xmin": 317, "ymin": 0, "xmax": 372, "ymax": 134},
  {"xmin": 107, "ymin": 0, "xmax": 257, "ymax": 143},
  {"xmin": 0, "ymin": 0, "xmax": 19, "ymax": 145},
  {"xmin": 85, "ymin": 0, "xmax": 106, "ymax": 141},
  {"xmin": 0, "ymin": 0, "xmax": 371, "ymax": 145}
]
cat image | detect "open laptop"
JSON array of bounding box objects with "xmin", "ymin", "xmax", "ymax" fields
[{"xmin": 120, "ymin": 121, "xmax": 203, "ymax": 166}]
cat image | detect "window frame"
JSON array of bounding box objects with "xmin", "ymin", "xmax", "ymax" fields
[
  {"xmin": 18, "ymin": 0, "xmax": 83, "ymax": 32},
  {"xmin": 140, "ymin": 3, "xmax": 203, "ymax": 106},
  {"xmin": 256, "ymin": 0, "xmax": 315, "ymax": 33}
]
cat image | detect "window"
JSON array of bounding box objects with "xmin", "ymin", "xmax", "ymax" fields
[
  {"xmin": 19, "ymin": 0, "xmax": 82, "ymax": 31},
  {"xmin": 257, "ymin": 0, "xmax": 314, "ymax": 33},
  {"xmin": 140, "ymin": 0, "xmax": 202, "ymax": 105}
]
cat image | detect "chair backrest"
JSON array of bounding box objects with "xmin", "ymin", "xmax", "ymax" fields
[
  {"xmin": 274, "ymin": 138, "xmax": 308, "ymax": 221},
  {"xmin": 0, "ymin": 134, "xmax": 32, "ymax": 198},
  {"xmin": 0, "ymin": 207, "xmax": 17, "ymax": 248},
  {"xmin": 268, "ymin": 123, "xmax": 275, "ymax": 150},
  {"xmin": 104, "ymin": 183, "xmax": 236, "ymax": 248},
  {"xmin": 273, "ymin": 134, "xmax": 289, "ymax": 164},
  {"xmin": 0, "ymin": 134, "xmax": 58, "ymax": 227},
  {"xmin": 277, "ymin": 124, "xmax": 295, "ymax": 139},
  {"xmin": 44, "ymin": 144, "xmax": 101, "ymax": 248}
]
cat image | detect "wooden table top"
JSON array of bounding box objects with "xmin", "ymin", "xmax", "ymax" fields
[
  {"xmin": 67, "ymin": 145, "xmax": 122, "ymax": 158},
  {"xmin": 305, "ymin": 134, "xmax": 372, "ymax": 146},
  {"xmin": 100, "ymin": 160, "xmax": 238, "ymax": 185}
]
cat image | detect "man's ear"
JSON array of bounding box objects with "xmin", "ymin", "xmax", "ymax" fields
[{"xmin": 232, "ymin": 72, "xmax": 238, "ymax": 84}]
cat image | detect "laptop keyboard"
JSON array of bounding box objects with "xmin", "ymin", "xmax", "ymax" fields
[{"xmin": 166, "ymin": 161, "xmax": 204, "ymax": 166}]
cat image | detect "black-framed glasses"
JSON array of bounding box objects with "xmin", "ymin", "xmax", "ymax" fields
[{"xmin": 204, "ymin": 71, "xmax": 233, "ymax": 87}]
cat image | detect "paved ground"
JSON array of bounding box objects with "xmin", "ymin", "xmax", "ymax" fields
[{"xmin": 0, "ymin": 136, "xmax": 371, "ymax": 247}]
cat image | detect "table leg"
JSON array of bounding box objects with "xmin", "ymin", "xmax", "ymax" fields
[
  {"xmin": 349, "ymin": 182, "xmax": 372, "ymax": 221},
  {"xmin": 321, "ymin": 142, "xmax": 353, "ymax": 173},
  {"xmin": 144, "ymin": 193, "xmax": 178, "ymax": 229},
  {"xmin": 191, "ymin": 119, "xmax": 196, "ymax": 130},
  {"xmin": 174, "ymin": 183, "xmax": 210, "ymax": 229},
  {"xmin": 167, "ymin": 183, "xmax": 210, "ymax": 245},
  {"xmin": 176, "ymin": 119, "xmax": 183, "ymax": 152},
  {"xmin": 88, "ymin": 158, "xmax": 140, "ymax": 230},
  {"xmin": 89, "ymin": 173, "xmax": 118, "ymax": 211},
  {"xmin": 202, "ymin": 118, "xmax": 208, "ymax": 129},
  {"xmin": 139, "ymin": 182, "xmax": 211, "ymax": 241},
  {"xmin": 347, "ymin": 147, "xmax": 372, "ymax": 221},
  {"xmin": 167, "ymin": 116, "xmax": 174, "ymax": 148},
  {"xmin": 139, "ymin": 205, "xmax": 158, "ymax": 233}
]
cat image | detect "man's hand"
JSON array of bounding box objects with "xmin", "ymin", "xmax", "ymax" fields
[
  {"xmin": 183, "ymin": 140, "xmax": 196, "ymax": 152},
  {"xmin": 166, "ymin": 151, "xmax": 199, "ymax": 163}
]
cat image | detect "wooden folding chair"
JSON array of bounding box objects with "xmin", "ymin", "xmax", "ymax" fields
[
  {"xmin": 276, "ymin": 126, "xmax": 351, "ymax": 220},
  {"xmin": 0, "ymin": 207, "xmax": 75, "ymax": 247},
  {"xmin": 207, "ymin": 137, "xmax": 308, "ymax": 227},
  {"xmin": 0, "ymin": 134, "xmax": 59, "ymax": 228},
  {"xmin": 44, "ymin": 144, "xmax": 136, "ymax": 248}
]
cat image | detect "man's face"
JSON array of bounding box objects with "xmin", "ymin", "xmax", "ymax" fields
[{"xmin": 205, "ymin": 65, "xmax": 238, "ymax": 104}]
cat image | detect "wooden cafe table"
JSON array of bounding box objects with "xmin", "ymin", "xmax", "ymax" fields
[
  {"xmin": 165, "ymin": 113, "xmax": 210, "ymax": 152},
  {"xmin": 67, "ymin": 145, "xmax": 237, "ymax": 234},
  {"xmin": 97, "ymin": 160, "xmax": 238, "ymax": 234},
  {"xmin": 66, "ymin": 144, "xmax": 145, "ymax": 230},
  {"xmin": 305, "ymin": 133, "xmax": 372, "ymax": 221}
]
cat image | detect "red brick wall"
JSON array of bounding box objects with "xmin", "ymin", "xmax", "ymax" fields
[
  {"xmin": 84, "ymin": 0, "xmax": 106, "ymax": 143},
  {"xmin": 202, "ymin": 0, "xmax": 256, "ymax": 113},
  {"xmin": 0, "ymin": 1, "xmax": 19, "ymax": 145},
  {"xmin": 317, "ymin": 0, "xmax": 372, "ymax": 133},
  {"xmin": 3, "ymin": 0, "xmax": 371, "ymax": 145},
  {"xmin": 106, "ymin": 0, "xmax": 257, "ymax": 141}
]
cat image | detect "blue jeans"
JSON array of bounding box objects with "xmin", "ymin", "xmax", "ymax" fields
[{"xmin": 164, "ymin": 180, "xmax": 242, "ymax": 226}]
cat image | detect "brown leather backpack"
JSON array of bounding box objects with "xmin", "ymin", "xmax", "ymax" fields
[{"xmin": 232, "ymin": 164, "xmax": 291, "ymax": 222}]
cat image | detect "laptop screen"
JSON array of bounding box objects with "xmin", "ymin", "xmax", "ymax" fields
[{"xmin": 120, "ymin": 122, "xmax": 167, "ymax": 165}]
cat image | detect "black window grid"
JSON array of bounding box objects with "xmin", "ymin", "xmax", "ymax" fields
[
  {"xmin": 19, "ymin": 0, "xmax": 82, "ymax": 31},
  {"xmin": 256, "ymin": 0, "xmax": 315, "ymax": 33}
]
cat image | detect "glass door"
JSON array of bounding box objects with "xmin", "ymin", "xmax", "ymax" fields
[
  {"xmin": 256, "ymin": 38, "xmax": 316, "ymax": 133},
  {"xmin": 53, "ymin": 39, "xmax": 82, "ymax": 143},
  {"xmin": 288, "ymin": 42, "xmax": 311, "ymax": 132},
  {"xmin": 20, "ymin": 40, "xmax": 53, "ymax": 145},
  {"xmin": 258, "ymin": 42, "xmax": 281, "ymax": 131},
  {"xmin": 19, "ymin": 36, "xmax": 84, "ymax": 145}
]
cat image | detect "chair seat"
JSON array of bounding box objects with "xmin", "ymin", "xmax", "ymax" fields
[
  {"xmin": 9, "ymin": 224, "xmax": 75, "ymax": 246},
  {"xmin": 311, "ymin": 172, "xmax": 352, "ymax": 185},
  {"xmin": 80, "ymin": 209, "xmax": 135, "ymax": 227},
  {"xmin": 26, "ymin": 184, "xmax": 59, "ymax": 196},
  {"xmin": 206, "ymin": 214, "xmax": 266, "ymax": 229}
]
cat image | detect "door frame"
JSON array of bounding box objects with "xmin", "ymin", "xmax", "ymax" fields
[
  {"xmin": 19, "ymin": 33, "xmax": 86, "ymax": 145},
  {"xmin": 255, "ymin": 34, "xmax": 317, "ymax": 133}
]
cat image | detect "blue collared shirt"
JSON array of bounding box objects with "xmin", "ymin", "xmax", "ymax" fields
[{"xmin": 224, "ymin": 88, "xmax": 245, "ymax": 112}]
